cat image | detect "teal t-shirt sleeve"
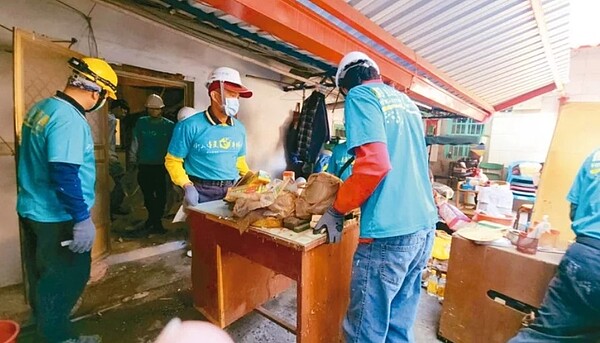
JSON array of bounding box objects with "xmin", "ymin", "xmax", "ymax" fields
[
  {"xmin": 344, "ymin": 86, "xmax": 387, "ymax": 154},
  {"xmin": 168, "ymin": 121, "xmax": 193, "ymax": 159},
  {"xmin": 46, "ymin": 114, "xmax": 86, "ymax": 165},
  {"xmin": 567, "ymin": 154, "xmax": 591, "ymax": 204}
]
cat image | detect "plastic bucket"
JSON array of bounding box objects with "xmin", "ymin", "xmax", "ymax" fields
[{"xmin": 0, "ymin": 320, "xmax": 19, "ymax": 343}]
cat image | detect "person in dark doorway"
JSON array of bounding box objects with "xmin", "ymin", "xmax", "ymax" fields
[
  {"xmin": 108, "ymin": 99, "xmax": 130, "ymax": 218},
  {"xmin": 165, "ymin": 67, "xmax": 251, "ymax": 209},
  {"xmin": 509, "ymin": 148, "xmax": 600, "ymax": 342},
  {"xmin": 17, "ymin": 56, "xmax": 118, "ymax": 343},
  {"xmin": 128, "ymin": 94, "xmax": 174, "ymax": 235},
  {"xmin": 315, "ymin": 51, "xmax": 437, "ymax": 343}
]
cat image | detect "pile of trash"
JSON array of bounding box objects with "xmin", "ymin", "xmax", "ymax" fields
[{"xmin": 224, "ymin": 171, "xmax": 342, "ymax": 232}]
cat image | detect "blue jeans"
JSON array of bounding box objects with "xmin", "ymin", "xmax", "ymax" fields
[
  {"xmin": 343, "ymin": 228, "xmax": 434, "ymax": 343},
  {"xmin": 509, "ymin": 239, "xmax": 600, "ymax": 343}
]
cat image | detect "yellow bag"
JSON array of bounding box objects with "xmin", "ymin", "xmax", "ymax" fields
[{"xmin": 431, "ymin": 230, "xmax": 452, "ymax": 260}]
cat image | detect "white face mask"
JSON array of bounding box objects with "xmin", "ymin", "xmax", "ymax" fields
[
  {"xmin": 224, "ymin": 97, "xmax": 240, "ymax": 117},
  {"xmin": 87, "ymin": 96, "xmax": 106, "ymax": 113}
]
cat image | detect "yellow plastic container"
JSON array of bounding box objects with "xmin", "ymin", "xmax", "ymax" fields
[{"xmin": 431, "ymin": 230, "xmax": 452, "ymax": 260}]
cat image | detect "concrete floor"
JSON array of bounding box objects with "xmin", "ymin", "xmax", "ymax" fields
[
  {"xmin": 18, "ymin": 290, "xmax": 443, "ymax": 343},
  {"xmin": 15, "ymin": 259, "xmax": 443, "ymax": 342},
  {"xmin": 8, "ymin": 181, "xmax": 444, "ymax": 342}
]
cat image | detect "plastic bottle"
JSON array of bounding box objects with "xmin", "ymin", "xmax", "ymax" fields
[
  {"xmin": 426, "ymin": 271, "xmax": 438, "ymax": 296},
  {"xmin": 437, "ymin": 274, "xmax": 447, "ymax": 300},
  {"xmin": 530, "ymin": 215, "xmax": 551, "ymax": 238}
]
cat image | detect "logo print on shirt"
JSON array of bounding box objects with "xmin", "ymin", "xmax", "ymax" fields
[
  {"xmin": 370, "ymin": 87, "xmax": 416, "ymax": 125},
  {"xmin": 219, "ymin": 138, "xmax": 232, "ymax": 150},
  {"xmin": 200, "ymin": 137, "xmax": 243, "ymax": 152},
  {"xmin": 23, "ymin": 109, "xmax": 50, "ymax": 134}
]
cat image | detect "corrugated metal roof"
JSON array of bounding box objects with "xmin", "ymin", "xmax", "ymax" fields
[
  {"xmin": 344, "ymin": 0, "xmax": 570, "ymax": 105},
  {"xmin": 117, "ymin": 0, "xmax": 571, "ymax": 115}
]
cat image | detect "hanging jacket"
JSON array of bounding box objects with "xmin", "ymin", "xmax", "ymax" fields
[{"xmin": 289, "ymin": 91, "xmax": 330, "ymax": 177}]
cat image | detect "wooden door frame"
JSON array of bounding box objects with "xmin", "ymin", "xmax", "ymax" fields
[{"xmin": 111, "ymin": 65, "xmax": 195, "ymax": 108}]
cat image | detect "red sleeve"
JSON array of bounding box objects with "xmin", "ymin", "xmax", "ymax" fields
[{"xmin": 333, "ymin": 142, "xmax": 392, "ymax": 214}]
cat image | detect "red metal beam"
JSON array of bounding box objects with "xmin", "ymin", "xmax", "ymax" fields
[
  {"xmin": 310, "ymin": 0, "xmax": 496, "ymax": 114},
  {"xmin": 196, "ymin": 0, "xmax": 490, "ymax": 121},
  {"xmin": 493, "ymin": 83, "xmax": 556, "ymax": 112}
]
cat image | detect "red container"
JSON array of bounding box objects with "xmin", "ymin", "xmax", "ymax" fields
[
  {"xmin": 0, "ymin": 320, "xmax": 19, "ymax": 343},
  {"xmin": 516, "ymin": 232, "xmax": 539, "ymax": 255}
]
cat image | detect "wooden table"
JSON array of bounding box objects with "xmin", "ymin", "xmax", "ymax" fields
[
  {"xmin": 188, "ymin": 201, "xmax": 359, "ymax": 343},
  {"xmin": 439, "ymin": 235, "xmax": 563, "ymax": 343}
]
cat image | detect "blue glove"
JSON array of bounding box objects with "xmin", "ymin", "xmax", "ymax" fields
[
  {"xmin": 70, "ymin": 217, "xmax": 96, "ymax": 254},
  {"xmin": 314, "ymin": 207, "xmax": 344, "ymax": 243},
  {"xmin": 184, "ymin": 184, "xmax": 199, "ymax": 207}
]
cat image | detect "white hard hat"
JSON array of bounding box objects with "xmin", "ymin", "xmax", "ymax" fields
[
  {"xmin": 206, "ymin": 67, "xmax": 253, "ymax": 98},
  {"xmin": 177, "ymin": 106, "xmax": 198, "ymax": 122},
  {"xmin": 335, "ymin": 51, "xmax": 380, "ymax": 87},
  {"xmin": 146, "ymin": 94, "xmax": 165, "ymax": 109}
]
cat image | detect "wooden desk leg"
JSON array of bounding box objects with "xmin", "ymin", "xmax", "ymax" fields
[{"xmin": 297, "ymin": 228, "xmax": 358, "ymax": 343}]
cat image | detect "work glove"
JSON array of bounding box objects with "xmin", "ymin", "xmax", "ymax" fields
[
  {"xmin": 70, "ymin": 217, "xmax": 96, "ymax": 254},
  {"xmin": 184, "ymin": 183, "xmax": 199, "ymax": 207},
  {"xmin": 314, "ymin": 206, "xmax": 344, "ymax": 244}
]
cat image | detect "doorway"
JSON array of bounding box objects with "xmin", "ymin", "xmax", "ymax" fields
[{"xmin": 108, "ymin": 66, "xmax": 194, "ymax": 254}]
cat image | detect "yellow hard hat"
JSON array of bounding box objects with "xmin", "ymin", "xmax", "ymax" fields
[{"xmin": 68, "ymin": 57, "xmax": 118, "ymax": 99}]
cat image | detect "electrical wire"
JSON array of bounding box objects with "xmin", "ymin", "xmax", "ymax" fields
[
  {"xmin": 86, "ymin": 3, "xmax": 98, "ymax": 57},
  {"xmin": 0, "ymin": 23, "xmax": 13, "ymax": 32},
  {"xmin": 54, "ymin": 0, "xmax": 98, "ymax": 56}
]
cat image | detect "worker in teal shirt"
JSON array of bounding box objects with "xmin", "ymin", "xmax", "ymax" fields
[
  {"xmin": 315, "ymin": 52, "xmax": 437, "ymax": 343},
  {"xmin": 165, "ymin": 67, "xmax": 252, "ymax": 207},
  {"xmin": 17, "ymin": 57, "xmax": 118, "ymax": 343},
  {"xmin": 510, "ymin": 148, "xmax": 600, "ymax": 342},
  {"xmin": 327, "ymin": 140, "xmax": 353, "ymax": 181},
  {"xmin": 129, "ymin": 94, "xmax": 175, "ymax": 235}
]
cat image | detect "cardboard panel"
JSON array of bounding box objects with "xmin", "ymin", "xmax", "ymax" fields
[{"xmin": 533, "ymin": 102, "xmax": 600, "ymax": 247}]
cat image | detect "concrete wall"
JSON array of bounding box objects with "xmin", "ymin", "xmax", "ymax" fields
[
  {"xmin": 486, "ymin": 46, "xmax": 600, "ymax": 167},
  {"xmin": 0, "ymin": 0, "xmax": 310, "ymax": 286},
  {"xmin": 486, "ymin": 95, "xmax": 559, "ymax": 166},
  {"xmin": 566, "ymin": 46, "xmax": 600, "ymax": 102}
]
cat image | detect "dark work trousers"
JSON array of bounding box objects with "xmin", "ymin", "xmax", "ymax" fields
[
  {"xmin": 20, "ymin": 217, "xmax": 91, "ymax": 343},
  {"xmin": 109, "ymin": 159, "xmax": 126, "ymax": 213},
  {"xmin": 137, "ymin": 164, "xmax": 168, "ymax": 226},
  {"xmin": 194, "ymin": 183, "xmax": 231, "ymax": 204},
  {"xmin": 509, "ymin": 237, "xmax": 600, "ymax": 342}
]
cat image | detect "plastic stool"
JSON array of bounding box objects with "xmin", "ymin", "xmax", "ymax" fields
[{"xmin": 514, "ymin": 203, "xmax": 534, "ymax": 230}]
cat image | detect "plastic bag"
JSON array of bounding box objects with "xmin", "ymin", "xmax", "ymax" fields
[
  {"xmin": 438, "ymin": 202, "xmax": 471, "ymax": 231},
  {"xmin": 263, "ymin": 191, "xmax": 297, "ymax": 219},
  {"xmin": 295, "ymin": 173, "xmax": 343, "ymax": 219}
]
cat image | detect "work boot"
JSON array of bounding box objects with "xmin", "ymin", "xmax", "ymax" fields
[
  {"xmin": 120, "ymin": 221, "xmax": 153, "ymax": 239},
  {"xmin": 150, "ymin": 221, "xmax": 167, "ymax": 235}
]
